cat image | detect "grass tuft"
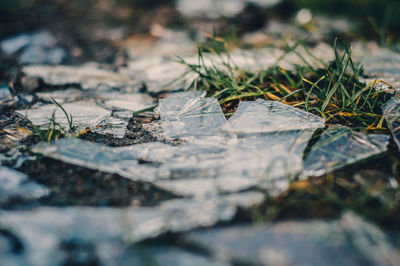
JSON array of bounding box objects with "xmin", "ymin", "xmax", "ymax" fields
[{"xmin": 179, "ymin": 39, "xmax": 394, "ymax": 131}]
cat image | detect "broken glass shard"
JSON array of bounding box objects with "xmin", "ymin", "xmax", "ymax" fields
[
  {"xmin": 177, "ymin": 0, "xmax": 281, "ymax": 19},
  {"xmin": 302, "ymin": 127, "xmax": 389, "ymax": 177},
  {"xmin": 383, "ymin": 98, "xmax": 400, "ymax": 149},
  {"xmin": 16, "ymin": 101, "xmax": 110, "ymax": 129},
  {"xmin": 0, "ymin": 166, "xmax": 49, "ymax": 203},
  {"xmin": 22, "ymin": 64, "xmax": 139, "ymax": 90},
  {"xmin": 0, "ymin": 86, "xmax": 12, "ymax": 100},
  {"xmin": 91, "ymin": 117, "xmax": 128, "ymax": 138},
  {"xmin": 159, "ymin": 92, "xmax": 226, "ymax": 138},
  {"xmin": 0, "ymin": 199, "xmax": 235, "ymax": 265},
  {"xmin": 97, "ymin": 243, "xmax": 228, "ymax": 266},
  {"xmin": 101, "ymin": 93, "xmax": 154, "ymax": 112},
  {"xmin": 184, "ymin": 212, "xmax": 399, "ymax": 266},
  {"xmin": 159, "ymin": 198, "xmax": 236, "ymax": 232},
  {"xmin": 2, "ymin": 31, "xmax": 67, "ymax": 64},
  {"xmin": 1, "ymin": 34, "xmax": 31, "ymax": 54},
  {"xmin": 33, "ymin": 123, "xmax": 313, "ymax": 198},
  {"xmin": 32, "ymin": 138, "xmax": 146, "ymax": 181},
  {"xmin": 221, "ymin": 99, "xmax": 325, "ymax": 134},
  {"xmin": 222, "ymin": 191, "xmax": 265, "ymax": 208},
  {"xmin": 36, "ymin": 88, "xmax": 84, "ymax": 104},
  {"xmin": 361, "ymin": 48, "xmax": 400, "ymax": 78},
  {"xmin": 340, "ymin": 212, "xmax": 400, "ymax": 266}
]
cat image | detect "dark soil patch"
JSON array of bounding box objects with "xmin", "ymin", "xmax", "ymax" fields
[
  {"xmin": 17, "ymin": 157, "xmax": 176, "ymax": 208},
  {"xmin": 80, "ymin": 118, "xmax": 159, "ymax": 147}
]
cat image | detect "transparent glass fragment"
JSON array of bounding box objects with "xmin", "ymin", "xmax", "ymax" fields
[
  {"xmin": 383, "ymin": 98, "xmax": 400, "ymax": 149},
  {"xmin": 32, "ymin": 138, "xmax": 147, "ymax": 181},
  {"xmin": 0, "ymin": 86, "xmax": 12, "ymax": 100},
  {"xmin": 33, "ymin": 117, "xmax": 314, "ymax": 198},
  {"xmin": 302, "ymin": 127, "xmax": 389, "ymax": 177},
  {"xmin": 221, "ymin": 99, "xmax": 325, "ymax": 134},
  {"xmin": 0, "ymin": 199, "xmax": 235, "ymax": 266},
  {"xmin": 0, "ymin": 166, "xmax": 49, "ymax": 203},
  {"xmin": 185, "ymin": 212, "xmax": 399, "ymax": 266},
  {"xmin": 92, "ymin": 117, "xmax": 128, "ymax": 138},
  {"xmin": 22, "ymin": 64, "xmax": 139, "ymax": 90},
  {"xmin": 36, "ymin": 88, "xmax": 84, "ymax": 104},
  {"xmin": 177, "ymin": 0, "xmax": 281, "ymax": 18},
  {"xmin": 16, "ymin": 101, "xmax": 111, "ymax": 129},
  {"xmin": 159, "ymin": 92, "xmax": 226, "ymax": 138},
  {"xmin": 102, "ymin": 93, "xmax": 154, "ymax": 112}
]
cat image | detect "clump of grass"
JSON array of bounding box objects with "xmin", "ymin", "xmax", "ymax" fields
[
  {"xmin": 26, "ymin": 98, "xmax": 77, "ymax": 142},
  {"xmin": 179, "ymin": 40, "xmax": 394, "ymax": 131}
]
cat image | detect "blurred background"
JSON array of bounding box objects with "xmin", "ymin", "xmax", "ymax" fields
[{"xmin": 1, "ymin": 0, "xmax": 399, "ymax": 63}]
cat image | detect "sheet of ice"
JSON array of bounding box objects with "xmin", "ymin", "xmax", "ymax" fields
[
  {"xmin": 184, "ymin": 212, "xmax": 400, "ymax": 266},
  {"xmin": 177, "ymin": 0, "xmax": 281, "ymax": 18},
  {"xmin": 302, "ymin": 127, "xmax": 389, "ymax": 177},
  {"xmin": 383, "ymin": 98, "xmax": 400, "ymax": 149},
  {"xmin": 16, "ymin": 101, "xmax": 111, "ymax": 130},
  {"xmin": 159, "ymin": 91, "xmax": 226, "ymax": 139},
  {"xmin": 222, "ymin": 99, "xmax": 325, "ymax": 134},
  {"xmin": 22, "ymin": 63, "xmax": 139, "ymax": 90},
  {"xmin": 0, "ymin": 166, "xmax": 49, "ymax": 203},
  {"xmin": 0, "ymin": 199, "xmax": 235, "ymax": 266}
]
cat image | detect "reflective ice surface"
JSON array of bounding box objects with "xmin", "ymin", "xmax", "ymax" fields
[{"xmin": 302, "ymin": 127, "xmax": 389, "ymax": 177}]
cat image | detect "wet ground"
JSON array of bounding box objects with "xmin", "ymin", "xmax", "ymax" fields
[{"xmin": 1, "ymin": 0, "xmax": 400, "ymax": 265}]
